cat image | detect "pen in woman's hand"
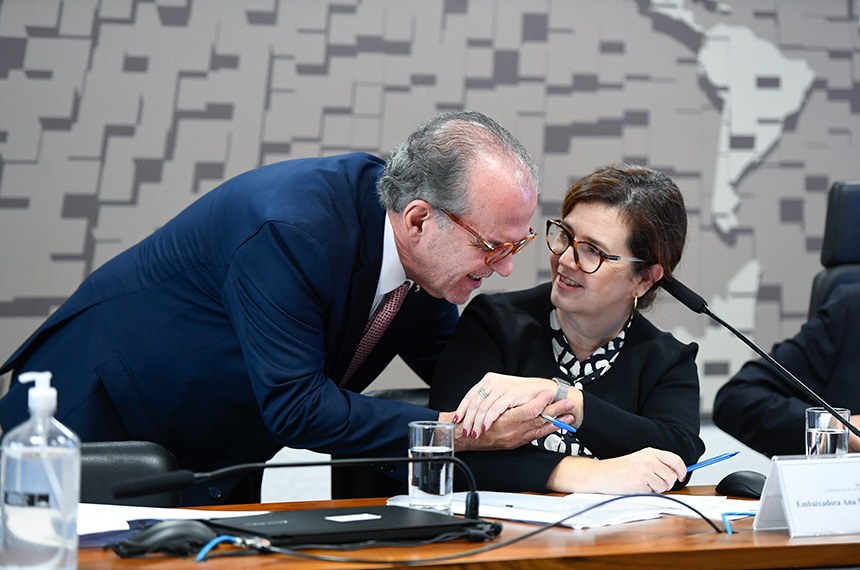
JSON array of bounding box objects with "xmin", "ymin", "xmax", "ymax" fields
[
  {"xmin": 539, "ymin": 413, "xmax": 577, "ymax": 433},
  {"xmin": 686, "ymin": 451, "xmax": 739, "ymax": 472}
]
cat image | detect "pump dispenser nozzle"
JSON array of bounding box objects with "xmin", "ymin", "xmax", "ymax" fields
[{"xmin": 18, "ymin": 371, "xmax": 57, "ymax": 416}]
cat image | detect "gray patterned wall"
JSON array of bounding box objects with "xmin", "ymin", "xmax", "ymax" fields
[{"xmin": 1, "ymin": 0, "xmax": 858, "ymax": 413}]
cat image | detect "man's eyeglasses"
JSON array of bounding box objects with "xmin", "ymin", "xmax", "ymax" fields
[
  {"xmin": 439, "ymin": 208, "xmax": 536, "ymax": 266},
  {"xmin": 545, "ymin": 219, "xmax": 645, "ymax": 274}
]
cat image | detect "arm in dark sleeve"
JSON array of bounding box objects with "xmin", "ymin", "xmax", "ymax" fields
[
  {"xmin": 713, "ymin": 286, "xmax": 853, "ymax": 456},
  {"xmin": 450, "ymin": 447, "xmax": 564, "ymax": 493},
  {"xmin": 222, "ymin": 223, "xmax": 435, "ymax": 460},
  {"xmin": 575, "ymin": 340, "xmax": 705, "ymax": 467}
]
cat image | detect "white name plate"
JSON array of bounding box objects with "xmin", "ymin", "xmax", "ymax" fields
[{"xmin": 754, "ymin": 453, "xmax": 860, "ymax": 537}]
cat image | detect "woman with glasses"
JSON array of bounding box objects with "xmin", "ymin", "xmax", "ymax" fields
[{"xmin": 430, "ymin": 164, "xmax": 705, "ymax": 494}]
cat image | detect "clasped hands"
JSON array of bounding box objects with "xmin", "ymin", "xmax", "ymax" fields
[
  {"xmin": 437, "ymin": 373, "xmax": 688, "ymax": 493},
  {"xmin": 439, "ymin": 373, "xmax": 580, "ymax": 452}
]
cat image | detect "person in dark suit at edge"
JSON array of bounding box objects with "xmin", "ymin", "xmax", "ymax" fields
[
  {"xmin": 0, "ymin": 111, "xmax": 572, "ymax": 505},
  {"xmin": 713, "ymin": 282, "xmax": 860, "ymax": 456}
]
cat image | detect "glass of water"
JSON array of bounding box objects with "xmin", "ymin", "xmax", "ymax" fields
[
  {"xmin": 805, "ymin": 407, "xmax": 850, "ymax": 456},
  {"xmin": 408, "ymin": 421, "xmax": 454, "ymax": 514}
]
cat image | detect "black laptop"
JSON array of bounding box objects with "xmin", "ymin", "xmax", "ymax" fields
[{"xmin": 206, "ymin": 505, "xmax": 500, "ymax": 546}]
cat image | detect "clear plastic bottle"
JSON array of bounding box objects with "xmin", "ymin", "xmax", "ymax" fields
[{"xmin": 0, "ymin": 372, "xmax": 80, "ymax": 569}]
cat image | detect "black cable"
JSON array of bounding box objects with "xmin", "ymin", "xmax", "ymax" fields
[
  {"xmin": 195, "ymin": 456, "xmax": 480, "ymax": 519},
  {"xmin": 113, "ymin": 457, "xmax": 481, "ymax": 519},
  {"xmin": 197, "ymin": 493, "xmax": 724, "ymax": 564}
]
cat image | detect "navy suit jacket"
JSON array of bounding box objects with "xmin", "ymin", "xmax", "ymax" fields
[{"xmin": 0, "ymin": 153, "xmax": 457, "ymax": 492}]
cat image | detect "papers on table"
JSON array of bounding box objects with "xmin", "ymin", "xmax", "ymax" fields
[
  {"xmin": 78, "ymin": 503, "xmax": 270, "ymax": 547},
  {"xmin": 387, "ymin": 491, "xmax": 758, "ymax": 530},
  {"xmin": 457, "ymin": 491, "xmax": 662, "ymax": 528}
]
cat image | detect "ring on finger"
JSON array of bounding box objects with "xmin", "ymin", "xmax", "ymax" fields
[{"xmin": 478, "ymin": 387, "xmax": 490, "ymax": 399}]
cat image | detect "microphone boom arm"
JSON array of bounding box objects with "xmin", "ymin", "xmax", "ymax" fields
[
  {"xmin": 112, "ymin": 456, "xmax": 481, "ymax": 519},
  {"xmin": 661, "ymin": 277, "xmax": 860, "ymax": 440},
  {"xmin": 702, "ymin": 305, "xmax": 860, "ymax": 440}
]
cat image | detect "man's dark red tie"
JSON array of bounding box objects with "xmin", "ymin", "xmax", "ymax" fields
[{"xmin": 342, "ymin": 281, "xmax": 411, "ymax": 383}]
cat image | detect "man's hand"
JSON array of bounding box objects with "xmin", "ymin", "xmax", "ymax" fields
[
  {"xmin": 441, "ymin": 393, "xmax": 574, "ymax": 452},
  {"xmin": 452, "ymin": 372, "xmax": 583, "ymax": 438}
]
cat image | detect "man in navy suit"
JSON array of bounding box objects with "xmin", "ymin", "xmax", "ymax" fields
[{"xmin": 0, "ymin": 111, "xmax": 570, "ymax": 504}]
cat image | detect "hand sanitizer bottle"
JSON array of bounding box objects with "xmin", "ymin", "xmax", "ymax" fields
[{"xmin": 0, "ymin": 372, "xmax": 80, "ymax": 569}]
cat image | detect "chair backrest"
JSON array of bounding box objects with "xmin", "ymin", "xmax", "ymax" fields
[
  {"xmin": 808, "ymin": 181, "xmax": 860, "ymax": 318},
  {"xmin": 81, "ymin": 441, "xmax": 180, "ymax": 507}
]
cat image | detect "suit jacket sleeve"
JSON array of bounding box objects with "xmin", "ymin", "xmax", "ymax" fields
[
  {"xmin": 221, "ymin": 220, "xmax": 439, "ymax": 460},
  {"xmin": 713, "ymin": 283, "xmax": 860, "ymax": 456},
  {"xmin": 575, "ymin": 331, "xmax": 703, "ymax": 466}
]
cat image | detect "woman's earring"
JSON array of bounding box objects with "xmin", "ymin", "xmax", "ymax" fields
[{"xmin": 633, "ymin": 295, "xmax": 639, "ymax": 312}]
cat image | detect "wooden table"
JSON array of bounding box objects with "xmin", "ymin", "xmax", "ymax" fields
[{"xmin": 78, "ymin": 488, "xmax": 860, "ymax": 569}]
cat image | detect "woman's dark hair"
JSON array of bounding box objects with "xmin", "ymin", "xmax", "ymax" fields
[{"xmin": 561, "ymin": 164, "xmax": 687, "ymax": 310}]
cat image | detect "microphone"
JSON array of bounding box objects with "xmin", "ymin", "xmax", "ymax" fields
[
  {"xmin": 658, "ymin": 276, "xmax": 708, "ymax": 314},
  {"xmin": 660, "ymin": 277, "xmax": 860, "ymax": 439},
  {"xmin": 112, "ymin": 456, "xmax": 482, "ymax": 520}
]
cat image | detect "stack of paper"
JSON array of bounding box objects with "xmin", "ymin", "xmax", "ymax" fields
[{"xmin": 387, "ymin": 491, "xmax": 758, "ymax": 530}]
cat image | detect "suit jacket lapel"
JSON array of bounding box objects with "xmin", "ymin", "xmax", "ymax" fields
[{"xmin": 331, "ymin": 200, "xmax": 385, "ymax": 382}]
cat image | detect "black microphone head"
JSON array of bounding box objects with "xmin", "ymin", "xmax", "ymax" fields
[
  {"xmin": 112, "ymin": 469, "xmax": 196, "ymax": 499},
  {"xmin": 660, "ymin": 277, "xmax": 708, "ymax": 314}
]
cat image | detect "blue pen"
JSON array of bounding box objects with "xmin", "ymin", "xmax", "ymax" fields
[
  {"xmin": 539, "ymin": 413, "xmax": 577, "ymax": 433},
  {"xmin": 686, "ymin": 451, "xmax": 739, "ymax": 472}
]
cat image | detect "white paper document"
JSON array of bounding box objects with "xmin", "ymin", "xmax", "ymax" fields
[
  {"xmin": 77, "ymin": 503, "xmax": 270, "ymax": 547},
  {"xmin": 454, "ymin": 491, "xmax": 663, "ymax": 528},
  {"xmin": 388, "ymin": 491, "xmax": 758, "ymax": 530}
]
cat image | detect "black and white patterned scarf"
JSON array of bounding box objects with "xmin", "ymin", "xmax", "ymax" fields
[{"xmin": 532, "ymin": 308, "xmax": 634, "ymax": 457}]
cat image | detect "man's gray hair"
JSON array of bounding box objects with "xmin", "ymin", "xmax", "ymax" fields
[{"xmin": 377, "ymin": 111, "xmax": 539, "ymax": 215}]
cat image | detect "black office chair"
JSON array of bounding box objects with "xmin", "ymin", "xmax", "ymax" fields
[
  {"xmin": 330, "ymin": 388, "xmax": 430, "ymax": 499},
  {"xmin": 81, "ymin": 441, "xmax": 181, "ymax": 507},
  {"xmin": 808, "ymin": 180, "xmax": 860, "ymax": 318}
]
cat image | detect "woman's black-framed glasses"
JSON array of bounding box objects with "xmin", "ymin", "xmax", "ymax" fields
[
  {"xmin": 545, "ymin": 219, "xmax": 645, "ymax": 274},
  {"xmin": 439, "ymin": 208, "xmax": 536, "ymax": 266}
]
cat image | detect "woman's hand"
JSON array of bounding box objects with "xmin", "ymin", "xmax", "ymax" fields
[
  {"xmin": 546, "ymin": 448, "xmax": 687, "ymax": 495},
  {"xmin": 442, "ymin": 396, "xmax": 574, "ymax": 452},
  {"xmin": 453, "ymin": 373, "xmax": 580, "ymax": 438}
]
